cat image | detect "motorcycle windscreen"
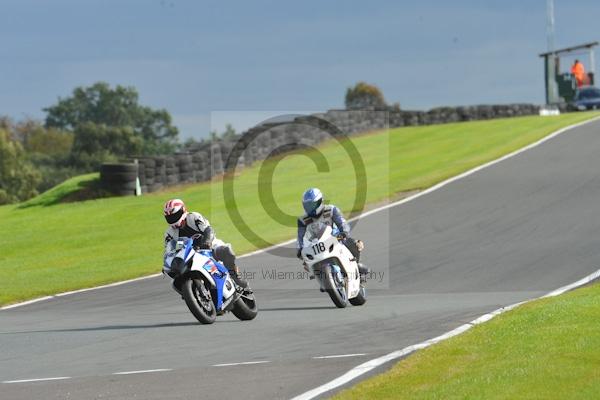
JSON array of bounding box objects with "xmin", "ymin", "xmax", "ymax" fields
[
  {"xmin": 165, "ymin": 238, "xmax": 187, "ymax": 254},
  {"xmin": 164, "ymin": 238, "xmax": 187, "ymax": 269},
  {"xmin": 306, "ymin": 221, "xmax": 328, "ymax": 242}
]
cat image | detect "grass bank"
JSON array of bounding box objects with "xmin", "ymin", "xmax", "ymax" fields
[
  {"xmin": 333, "ymin": 281, "xmax": 600, "ymax": 399},
  {"xmin": 18, "ymin": 173, "xmax": 101, "ymax": 208},
  {"xmin": 0, "ymin": 113, "xmax": 597, "ymax": 305}
]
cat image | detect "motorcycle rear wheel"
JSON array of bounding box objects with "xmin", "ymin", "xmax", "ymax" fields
[
  {"xmin": 349, "ymin": 285, "xmax": 367, "ymax": 306},
  {"xmin": 182, "ymin": 278, "xmax": 216, "ymax": 324}
]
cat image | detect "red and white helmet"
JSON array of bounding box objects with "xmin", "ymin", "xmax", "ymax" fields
[{"xmin": 164, "ymin": 199, "xmax": 188, "ymax": 228}]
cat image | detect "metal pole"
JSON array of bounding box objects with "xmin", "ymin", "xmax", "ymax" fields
[
  {"xmin": 546, "ymin": 0, "xmax": 558, "ymax": 103},
  {"xmin": 547, "ymin": 0, "xmax": 555, "ymax": 52}
]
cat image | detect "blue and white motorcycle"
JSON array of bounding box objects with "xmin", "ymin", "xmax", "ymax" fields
[{"xmin": 163, "ymin": 237, "xmax": 258, "ymax": 324}]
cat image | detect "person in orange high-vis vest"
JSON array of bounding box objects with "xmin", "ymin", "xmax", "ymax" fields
[{"xmin": 571, "ymin": 59, "xmax": 586, "ymax": 87}]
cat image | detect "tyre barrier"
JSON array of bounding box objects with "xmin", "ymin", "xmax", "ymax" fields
[
  {"xmin": 176, "ymin": 154, "xmax": 194, "ymax": 183},
  {"xmin": 100, "ymin": 103, "xmax": 542, "ymax": 195},
  {"xmin": 166, "ymin": 157, "xmax": 176, "ymax": 169},
  {"xmin": 155, "ymin": 157, "xmax": 166, "ymax": 185},
  {"xmin": 210, "ymin": 145, "xmax": 224, "ymax": 175},
  {"xmin": 166, "ymin": 174, "xmax": 179, "ymax": 185},
  {"xmin": 190, "ymin": 151, "xmax": 208, "ymax": 182},
  {"xmin": 100, "ymin": 163, "xmax": 138, "ymax": 196},
  {"xmin": 165, "ymin": 166, "xmax": 178, "ymax": 175},
  {"xmin": 139, "ymin": 158, "xmax": 156, "ymax": 185}
]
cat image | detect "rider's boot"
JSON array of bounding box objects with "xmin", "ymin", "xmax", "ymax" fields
[
  {"xmin": 358, "ymin": 263, "xmax": 370, "ymax": 283},
  {"xmin": 345, "ymin": 238, "xmax": 368, "ymax": 281},
  {"xmin": 304, "ymin": 263, "xmax": 317, "ymax": 281},
  {"xmin": 230, "ymin": 266, "xmax": 251, "ymax": 293}
]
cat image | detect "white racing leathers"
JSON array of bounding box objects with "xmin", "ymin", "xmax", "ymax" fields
[
  {"xmin": 297, "ymin": 205, "xmax": 362, "ymax": 262},
  {"xmin": 300, "ymin": 223, "xmax": 367, "ymax": 308},
  {"xmin": 164, "ymin": 212, "xmax": 235, "ymax": 270}
]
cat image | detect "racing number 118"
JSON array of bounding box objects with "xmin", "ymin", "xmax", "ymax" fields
[{"xmin": 312, "ymin": 242, "xmax": 326, "ymax": 254}]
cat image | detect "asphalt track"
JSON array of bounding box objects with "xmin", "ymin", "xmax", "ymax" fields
[{"xmin": 2, "ymin": 119, "xmax": 600, "ymax": 399}]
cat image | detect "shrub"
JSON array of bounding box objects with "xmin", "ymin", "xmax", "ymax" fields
[
  {"xmin": 0, "ymin": 130, "xmax": 41, "ymax": 204},
  {"xmin": 345, "ymin": 82, "xmax": 388, "ymax": 110}
]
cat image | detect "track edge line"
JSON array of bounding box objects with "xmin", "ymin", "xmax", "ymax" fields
[{"xmin": 290, "ymin": 268, "xmax": 600, "ymax": 400}]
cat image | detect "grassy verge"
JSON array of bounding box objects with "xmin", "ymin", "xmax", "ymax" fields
[
  {"xmin": 333, "ymin": 282, "xmax": 600, "ymax": 399},
  {"xmin": 18, "ymin": 173, "xmax": 101, "ymax": 208},
  {"xmin": 0, "ymin": 113, "xmax": 597, "ymax": 305}
]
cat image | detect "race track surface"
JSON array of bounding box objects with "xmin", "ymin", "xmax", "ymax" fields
[{"xmin": 2, "ymin": 119, "xmax": 600, "ymax": 399}]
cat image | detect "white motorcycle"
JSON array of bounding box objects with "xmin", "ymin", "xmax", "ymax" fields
[
  {"xmin": 163, "ymin": 237, "xmax": 258, "ymax": 324},
  {"xmin": 301, "ymin": 223, "xmax": 367, "ymax": 308}
]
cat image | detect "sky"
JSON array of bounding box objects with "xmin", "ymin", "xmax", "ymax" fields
[{"xmin": 1, "ymin": 0, "xmax": 599, "ymax": 139}]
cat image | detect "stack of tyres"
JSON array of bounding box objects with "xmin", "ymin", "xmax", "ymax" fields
[
  {"xmin": 100, "ymin": 163, "xmax": 138, "ymax": 196},
  {"xmin": 210, "ymin": 144, "xmax": 224, "ymax": 177},
  {"xmin": 192, "ymin": 151, "xmax": 208, "ymax": 183},
  {"xmin": 153, "ymin": 156, "xmax": 166, "ymax": 192},
  {"xmin": 139, "ymin": 158, "xmax": 156, "ymax": 193},
  {"xmin": 219, "ymin": 142, "xmax": 235, "ymax": 171},
  {"xmin": 176, "ymin": 153, "xmax": 194, "ymax": 183},
  {"xmin": 165, "ymin": 156, "xmax": 179, "ymax": 186}
]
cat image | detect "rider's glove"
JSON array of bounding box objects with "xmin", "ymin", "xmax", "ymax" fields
[
  {"xmin": 193, "ymin": 236, "xmax": 211, "ymax": 250},
  {"xmin": 337, "ymin": 231, "xmax": 348, "ymax": 241},
  {"xmin": 296, "ymin": 248, "xmax": 303, "ymax": 259},
  {"xmin": 193, "ymin": 226, "xmax": 215, "ymax": 250}
]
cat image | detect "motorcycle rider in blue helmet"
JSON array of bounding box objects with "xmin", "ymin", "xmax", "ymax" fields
[{"xmin": 296, "ymin": 188, "xmax": 369, "ymax": 279}]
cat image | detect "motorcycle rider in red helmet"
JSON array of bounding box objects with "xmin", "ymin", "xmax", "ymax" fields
[{"xmin": 163, "ymin": 198, "xmax": 249, "ymax": 290}]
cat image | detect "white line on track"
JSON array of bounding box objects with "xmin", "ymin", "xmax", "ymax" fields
[
  {"xmin": 1, "ymin": 115, "xmax": 599, "ymax": 312},
  {"xmin": 112, "ymin": 369, "xmax": 172, "ymax": 375},
  {"xmin": 313, "ymin": 353, "xmax": 367, "ymax": 359},
  {"xmin": 3, "ymin": 376, "xmax": 71, "ymax": 384},
  {"xmin": 0, "ymin": 274, "xmax": 161, "ymax": 310},
  {"xmin": 543, "ymin": 268, "xmax": 600, "ymax": 298},
  {"xmin": 212, "ymin": 360, "xmax": 270, "ymax": 367},
  {"xmin": 291, "ymin": 267, "xmax": 600, "ymax": 400},
  {"xmin": 0, "ymin": 296, "xmax": 54, "ymax": 310}
]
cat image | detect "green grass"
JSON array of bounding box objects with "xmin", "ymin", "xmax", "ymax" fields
[
  {"xmin": 333, "ymin": 282, "xmax": 600, "ymax": 400},
  {"xmin": 0, "ymin": 113, "xmax": 597, "ymax": 305},
  {"xmin": 18, "ymin": 173, "xmax": 100, "ymax": 208}
]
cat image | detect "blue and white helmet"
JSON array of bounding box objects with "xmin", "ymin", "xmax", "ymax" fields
[{"xmin": 302, "ymin": 188, "xmax": 324, "ymax": 217}]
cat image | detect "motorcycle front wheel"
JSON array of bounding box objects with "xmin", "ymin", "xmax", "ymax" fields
[
  {"xmin": 324, "ymin": 265, "xmax": 347, "ymax": 308},
  {"xmin": 182, "ymin": 277, "xmax": 217, "ymax": 324},
  {"xmin": 232, "ymin": 291, "xmax": 258, "ymax": 321}
]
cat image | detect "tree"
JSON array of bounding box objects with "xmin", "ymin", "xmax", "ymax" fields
[
  {"xmin": 16, "ymin": 119, "xmax": 74, "ymax": 157},
  {"xmin": 0, "ymin": 116, "xmax": 77, "ymax": 195},
  {"xmin": 206, "ymin": 123, "xmax": 236, "ymax": 143},
  {"xmin": 70, "ymin": 122, "xmax": 144, "ymax": 170},
  {"xmin": 25, "ymin": 127, "xmax": 73, "ymax": 156},
  {"xmin": 221, "ymin": 123, "xmax": 237, "ymax": 140},
  {"xmin": 0, "ymin": 130, "xmax": 41, "ymax": 204},
  {"xmin": 345, "ymin": 82, "xmax": 388, "ymax": 110},
  {"xmin": 44, "ymin": 82, "xmax": 178, "ymax": 155}
]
